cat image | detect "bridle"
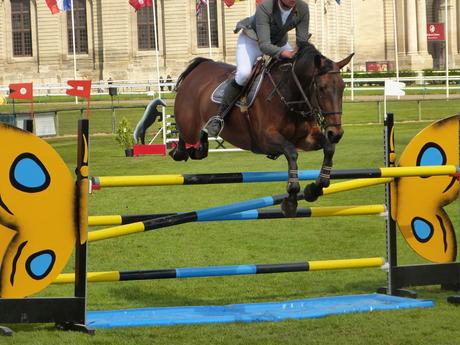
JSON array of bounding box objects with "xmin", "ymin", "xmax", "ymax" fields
[{"xmin": 265, "ymin": 58, "xmax": 343, "ymax": 133}]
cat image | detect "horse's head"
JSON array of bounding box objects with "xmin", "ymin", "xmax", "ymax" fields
[{"xmin": 293, "ymin": 45, "xmax": 353, "ymax": 144}]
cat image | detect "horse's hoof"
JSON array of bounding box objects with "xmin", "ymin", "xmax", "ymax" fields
[
  {"xmin": 281, "ymin": 198, "xmax": 298, "ymax": 218},
  {"xmin": 168, "ymin": 148, "xmax": 189, "ymax": 162},
  {"xmin": 304, "ymin": 183, "xmax": 322, "ymax": 202},
  {"xmin": 188, "ymin": 147, "xmax": 208, "ymax": 160}
]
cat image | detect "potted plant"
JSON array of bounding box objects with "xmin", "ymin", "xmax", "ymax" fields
[{"xmin": 115, "ymin": 117, "xmax": 135, "ymax": 157}]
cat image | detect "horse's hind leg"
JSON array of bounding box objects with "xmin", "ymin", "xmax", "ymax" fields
[
  {"xmin": 188, "ymin": 130, "xmax": 209, "ymax": 160},
  {"xmin": 304, "ymin": 141, "xmax": 335, "ymax": 202},
  {"xmin": 187, "ymin": 130, "xmax": 209, "ymax": 159},
  {"xmin": 280, "ymin": 142, "xmax": 300, "ymax": 217},
  {"xmin": 169, "ymin": 136, "xmax": 189, "ymax": 162}
]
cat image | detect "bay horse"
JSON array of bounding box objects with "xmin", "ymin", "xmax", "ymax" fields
[{"xmin": 170, "ymin": 43, "xmax": 353, "ymax": 216}]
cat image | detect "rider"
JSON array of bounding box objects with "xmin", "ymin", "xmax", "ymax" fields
[{"xmin": 205, "ymin": 0, "xmax": 310, "ymax": 137}]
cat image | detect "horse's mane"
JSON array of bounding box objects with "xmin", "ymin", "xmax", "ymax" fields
[
  {"xmin": 175, "ymin": 57, "xmax": 212, "ymax": 91},
  {"xmin": 295, "ymin": 43, "xmax": 334, "ymax": 74}
]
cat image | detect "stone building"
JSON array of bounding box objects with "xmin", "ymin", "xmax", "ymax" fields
[{"xmin": 0, "ymin": 0, "xmax": 459, "ymax": 85}]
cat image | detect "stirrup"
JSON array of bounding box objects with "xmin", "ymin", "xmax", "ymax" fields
[{"xmin": 204, "ymin": 116, "xmax": 225, "ymax": 137}]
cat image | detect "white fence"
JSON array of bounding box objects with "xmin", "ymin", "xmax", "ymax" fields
[{"xmin": 0, "ymin": 75, "xmax": 459, "ymax": 98}]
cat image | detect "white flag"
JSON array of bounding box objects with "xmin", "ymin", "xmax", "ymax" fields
[{"xmin": 384, "ymin": 80, "xmax": 406, "ymax": 97}]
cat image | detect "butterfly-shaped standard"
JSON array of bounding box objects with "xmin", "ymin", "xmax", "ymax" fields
[
  {"xmin": 0, "ymin": 124, "xmax": 77, "ymax": 297},
  {"xmin": 394, "ymin": 115, "xmax": 459, "ymax": 263}
]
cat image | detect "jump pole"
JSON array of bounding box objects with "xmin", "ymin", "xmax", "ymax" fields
[
  {"xmin": 91, "ymin": 165, "xmax": 458, "ymax": 188},
  {"xmin": 88, "ymin": 204, "xmax": 386, "ymax": 226},
  {"xmin": 88, "ymin": 177, "xmax": 391, "ymax": 242},
  {"xmin": 54, "ymin": 257, "xmax": 386, "ymax": 284}
]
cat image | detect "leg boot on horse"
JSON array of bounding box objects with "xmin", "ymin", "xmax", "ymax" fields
[
  {"xmin": 169, "ymin": 131, "xmax": 210, "ymax": 161},
  {"xmin": 304, "ymin": 141, "xmax": 336, "ymax": 202},
  {"xmin": 169, "ymin": 136, "xmax": 190, "ymax": 161},
  {"xmin": 205, "ymin": 79, "xmax": 243, "ymax": 137}
]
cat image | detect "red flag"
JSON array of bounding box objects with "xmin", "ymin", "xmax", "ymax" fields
[
  {"xmin": 45, "ymin": 0, "xmax": 59, "ymax": 14},
  {"xmin": 66, "ymin": 80, "xmax": 92, "ymax": 99},
  {"xmin": 129, "ymin": 0, "xmax": 153, "ymax": 11},
  {"xmin": 45, "ymin": 0, "xmax": 71, "ymax": 14},
  {"xmin": 9, "ymin": 83, "xmax": 33, "ymax": 100},
  {"xmin": 223, "ymin": 0, "xmax": 235, "ymax": 6}
]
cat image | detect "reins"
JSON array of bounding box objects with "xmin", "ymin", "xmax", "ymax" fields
[{"xmin": 265, "ymin": 57, "xmax": 343, "ymax": 132}]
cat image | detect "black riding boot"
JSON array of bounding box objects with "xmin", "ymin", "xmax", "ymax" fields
[{"xmin": 205, "ymin": 79, "xmax": 242, "ymax": 137}]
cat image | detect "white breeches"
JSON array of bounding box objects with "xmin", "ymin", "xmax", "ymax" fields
[{"xmin": 234, "ymin": 33, "xmax": 292, "ymax": 86}]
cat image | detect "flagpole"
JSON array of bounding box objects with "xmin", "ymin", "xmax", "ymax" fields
[
  {"xmin": 70, "ymin": 0, "xmax": 78, "ymax": 104},
  {"xmin": 31, "ymin": 94, "xmax": 35, "ymax": 120},
  {"xmin": 384, "ymin": 91, "xmax": 387, "ymax": 123},
  {"xmin": 445, "ymin": 0, "xmax": 449, "ymax": 99},
  {"xmin": 334, "ymin": 1, "xmax": 338, "ymax": 59},
  {"xmin": 151, "ymin": 1, "xmax": 166, "ymax": 147},
  {"xmin": 392, "ymin": 0, "xmax": 399, "ymax": 82},
  {"xmin": 350, "ymin": 0, "xmax": 355, "ymax": 101},
  {"xmin": 12, "ymin": 98, "xmax": 16, "ymax": 121},
  {"xmin": 86, "ymin": 97, "xmax": 90, "ymax": 119},
  {"xmin": 206, "ymin": 0, "xmax": 212, "ymax": 59},
  {"xmin": 152, "ymin": 1, "xmax": 161, "ymax": 100},
  {"xmin": 321, "ymin": 0, "xmax": 325, "ymax": 52}
]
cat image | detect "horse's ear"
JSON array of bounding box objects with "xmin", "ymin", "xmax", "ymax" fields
[
  {"xmin": 336, "ymin": 53, "xmax": 354, "ymax": 70},
  {"xmin": 314, "ymin": 54, "xmax": 322, "ymax": 69}
]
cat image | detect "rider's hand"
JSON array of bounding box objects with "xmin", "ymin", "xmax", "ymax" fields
[{"xmin": 280, "ymin": 48, "xmax": 298, "ymax": 59}]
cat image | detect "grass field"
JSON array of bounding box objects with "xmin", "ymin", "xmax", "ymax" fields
[
  {"xmin": 1, "ymin": 101, "xmax": 459, "ymax": 344},
  {"xmin": 1, "ymin": 96, "xmax": 459, "ymax": 138}
]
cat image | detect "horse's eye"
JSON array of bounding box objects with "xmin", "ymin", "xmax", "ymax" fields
[{"xmin": 10, "ymin": 153, "xmax": 51, "ymax": 192}]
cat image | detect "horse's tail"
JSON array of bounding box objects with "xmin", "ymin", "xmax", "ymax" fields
[{"xmin": 174, "ymin": 57, "xmax": 212, "ymax": 91}]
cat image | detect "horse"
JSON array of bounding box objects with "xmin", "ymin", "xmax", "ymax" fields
[
  {"xmin": 133, "ymin": 98, "xmax": 167, "ymax": 144},
  {"xmin": 170, "ymin": 43, "xmax": 353, "ymax": 217}
]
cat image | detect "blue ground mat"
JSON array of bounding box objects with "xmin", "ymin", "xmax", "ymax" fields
[{"xmin": 87, "ymin": 293, "xmax": 434, "ymax": 329}]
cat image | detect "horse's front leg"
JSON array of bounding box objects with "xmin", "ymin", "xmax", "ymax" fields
[
  {"xmin": 304, "ymin": 140, "xmax": 335, "ymax": 202},
  {"xmin": 280, "ymin": 142, "xmax": 300, "ymax": 217}
]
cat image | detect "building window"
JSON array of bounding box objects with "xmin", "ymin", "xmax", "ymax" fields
[
  {"xmin": 11, "ymin": 0, "xmax": 32, "ymax": 57},
  {"xmin": 67, "ymin": 0, "xmax": 88, "ymax": 54},
  {"xmin": 137, "ymin": 4, "xmax": 158, "ymax": 50},
  {"xmin": 196, "ymin": 0, "xmax": 218, "ymax": 48}
]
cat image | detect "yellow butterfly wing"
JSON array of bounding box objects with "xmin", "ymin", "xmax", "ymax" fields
[
  {"xmin": 0, "ymin": 124, "xmax": 76, "ymax": 297},
  {"xmin": 394, "ymin": 115, "xmax": 459, "ymax": 263}
]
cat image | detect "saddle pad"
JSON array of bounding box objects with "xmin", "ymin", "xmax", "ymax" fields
[{"xmin": 211, "ymin": 73, "xmax": 264, "ymax": 109}]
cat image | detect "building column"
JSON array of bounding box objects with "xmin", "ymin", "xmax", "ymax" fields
[
  {"xmin": 416, "ymin": 0, "xmax": 428, "ymax": 54},
  {"xmin": 401, "ymin": 0, "xmax": 432, "ymax": 69},
  {"xmin": 443, "ymin": 0, "xmax": 459, "ymax": 67},
  {"xmin": 447, "ymin": 0, "xmax": 459, "ymax": 66},
  {"xmin": 457, "ymin": 0, "xmax": 460, "ymax": 53},
  {"xmin": 405, "ymin": 0, "xmax": 418, "ymax": 55}
]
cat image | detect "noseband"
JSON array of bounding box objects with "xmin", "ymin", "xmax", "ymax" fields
[{"xmin": 266, "ymin": 59, "xmax": 343, "ymax": 133}]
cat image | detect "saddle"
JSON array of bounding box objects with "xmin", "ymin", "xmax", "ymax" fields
[{"xmin": 211, "ymin": 58, "xmax": 267, "ymax": 112}]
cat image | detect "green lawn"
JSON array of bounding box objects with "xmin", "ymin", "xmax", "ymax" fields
[
  {"xmin": 1, "ymin": 95, "xmax": 459, "ymax": 139},
  {"xmin": 1, "ymin": 102, "xmax": 459, "ymax": 344}
]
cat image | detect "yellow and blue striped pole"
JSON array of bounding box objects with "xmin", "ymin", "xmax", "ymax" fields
[
  {"xmin": 88, "ymin": 178, "xmax": 391, "ymax": 242},
  {"xmin": 54, "ymin": 257, "xmax": 386, "ymax": 284},
  {"xmin": 88, "ymin": 204, "xmax": 386, "ymax": 226},
  {"xmin": 91, "ymin": 165, "xmax": 458, "ymax": 188}
]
